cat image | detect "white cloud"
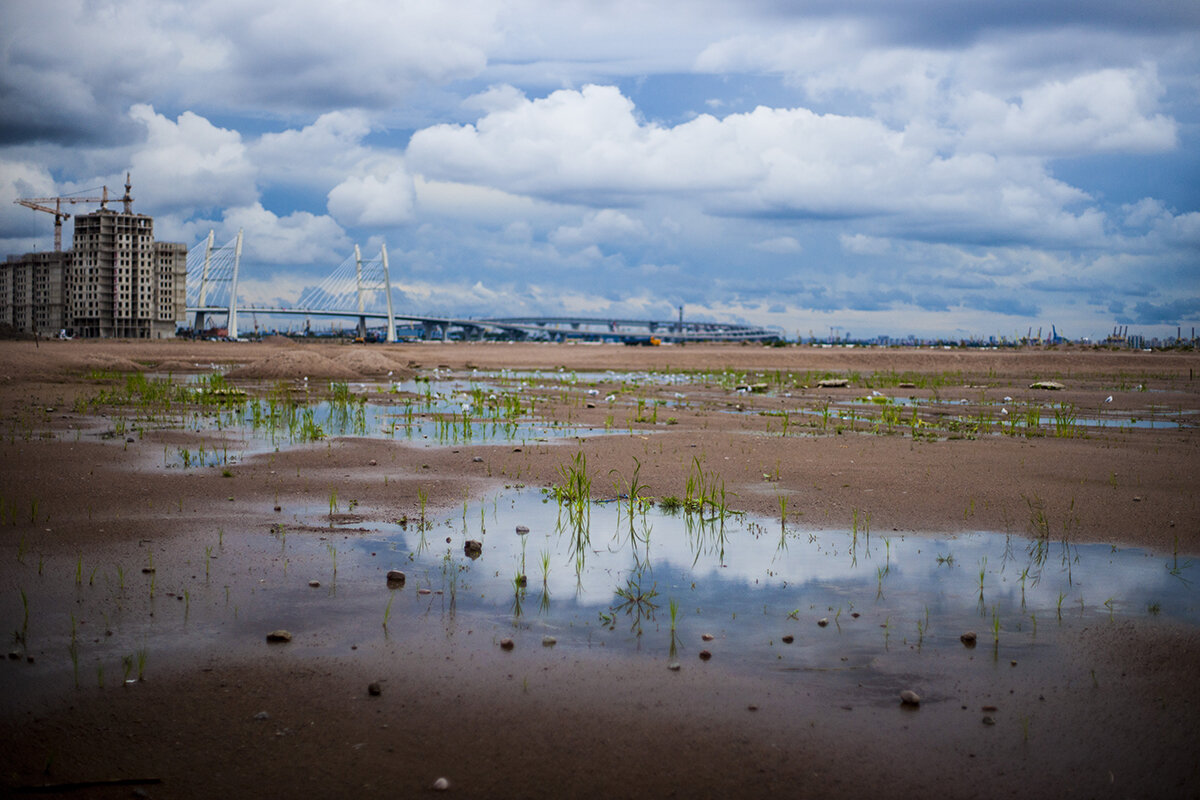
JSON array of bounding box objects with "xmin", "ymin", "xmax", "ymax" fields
[
  {"xmin": 550, "ymin": 209, "xmax": 648, "ymax": 249},
  {"xmin": 327, "ymin": 159, "xmax": 416, "ymax": 228},
  {"xmin": 250, "ymin": 111, "xmax": 374, "ymax": 190},
  {"xmin": 125, "ymin": 104, "xmax": 258, "ymax": 213},
  {"xmin": 221, "ymin": 203, "xmax": 350, "ymax": 266},
  {"xmin": 752, "ymin": 236, "xmax": 802, "ymax": 254},
  {"xmin": 409, "ymin": 86, "xmax": 1107, "ymax": 247}
]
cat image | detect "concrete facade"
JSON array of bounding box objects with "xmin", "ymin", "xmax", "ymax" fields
[{"xmin": 1, "ymin": 205, "xmax": 187, "ymax": 338}]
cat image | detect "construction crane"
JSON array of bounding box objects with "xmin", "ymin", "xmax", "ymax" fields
[{"xmin": 14, "ymin": 185, "xmax": 112, "ymax": 251}]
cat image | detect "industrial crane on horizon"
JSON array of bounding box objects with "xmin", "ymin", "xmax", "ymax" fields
[{"xmin": 13, "ymin": 174, "xmax": 134, "ymax": 252}]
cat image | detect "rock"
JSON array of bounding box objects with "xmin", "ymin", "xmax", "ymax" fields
[
  {"xmin": 542, "ymin": 635, "xmax": 557, "ymax": 647},
  {"xmin": 699, "ymin": 649, "xmax": 712, "ymax": 661},
  {"xmin": 781, "ymin": 635, "xmax": 794, "ymax": 644},
  {"xmin": 308, "ymin": 580, "xmax": 320, "ymax": 588},
  {"xmin": 515, "ymin": 525, "xmax": 530, "ymax": 534},
  {"xmin": 368, "ymin": 459, "xmax": 377, "ymax": 466},
  {"xmin": 960, "ymin": 631, "xmax": 977, "ymax": 647},
  {"xmin": 817, "ymin": 618, "xmax": 829, "ymax": 627},
  {"xmin": 432, "ymin": 777, "xmax": 450, "ymax": 791},
  {"xmin": 141, "ymin": 567, "xmax": 155, "ymax": 574},
  {"xmin": 266, "ymin": 630, "xmax": 292, "ymax": 643},
  {"xmin": 668, "ymin": 662, "xmax": 681, "ymax": 671},
  {"xmin": 368, "ymin": 682, "xmax": 382, "ymax": 696},
  {"xmin": 386, "ymin": 570, "xmax": 406, "ymax": 586},
  {"xmin": 818, "ymin": 378, "xmax": 850, "ymax": 388},
  {"xmin": 500, "ymin": 638, "xmax": 515, "ymax": 650},
  {"xmin": 701, "ymin": 633, "xmax": 714, "ymax": 641},
  {"xmin": 418, "ymin": 588, "xmax": 432, "ymax": 595},
  {"xmin": 254, "ymin": 711, "xmax": 270, "ymax": 721},
  {"xmin": 472, "ymin": 456, "xmax": 484, "ymax": 463},
  {"xmin": 900, "ymin": 689, "xmax": 921, "ymax": 706},
  {"xmin": 464, "ymin": 540, "xmax": 483, "ymax": 558},
  {"xmin": 982, "ymin": 715, "xmax": 996, "ymax": 725},
  {"xmin": 274, "ymin": 505, "xmax": 282, "ymax": 512},
  {"xmin": 1028, "ymin": 380, "xmax": 1065, "ymax": 390}
]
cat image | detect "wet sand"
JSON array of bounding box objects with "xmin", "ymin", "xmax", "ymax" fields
[{"xmin": 0, "ymin": 339, "xmax": 1198, "ymax": 798}]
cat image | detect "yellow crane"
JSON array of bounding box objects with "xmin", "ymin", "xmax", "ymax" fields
[{"xmin": 14, "ymin": 185, "xmax": 112, "ymax": 251}]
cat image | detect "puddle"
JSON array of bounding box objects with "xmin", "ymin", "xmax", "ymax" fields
[{"xmin": 6, "ymin": 491, "xmax": 1195, "ymax": 702}]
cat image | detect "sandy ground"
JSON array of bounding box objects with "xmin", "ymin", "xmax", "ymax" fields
[{"xmin": 0, "ymin": 339, "xmax": 1198, "ymax": 798}]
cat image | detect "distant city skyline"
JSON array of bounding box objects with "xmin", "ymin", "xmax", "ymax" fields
[{"xmin": 2, "ymin": 1, "xmax": 1197, "ymax": 341}]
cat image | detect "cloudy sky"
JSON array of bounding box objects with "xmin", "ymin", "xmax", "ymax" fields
[{"xmin": 2, "ymin": 0, "xmax": 1198, "ymax": 340}]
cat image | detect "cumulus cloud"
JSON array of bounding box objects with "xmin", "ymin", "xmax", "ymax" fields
[
  {"xmin": 753, "ymin": 236, "xmax": 802, "ymax": 254},
  {"xmin": 327, "ymin": 159, "xmax": 416, "ymax": 228},
  {"xmin": 550, "ymin": 210, "xmax": 648, "ymax": 250},
  {"xmin": 221, "ymin": 203, "xmax": 350, "ymax": 266},
  {"xmin": 125, "ymin": 105, "xmax": 258, "ymax": 214},
  {"xmin": 409, "ymin": 85, "xmax": 1107, "ymax": 247}
]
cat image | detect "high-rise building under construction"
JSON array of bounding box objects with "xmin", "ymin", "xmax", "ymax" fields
[{"xmin": 2, "ymin": 176, "xmax": 187, "ymax": 338}]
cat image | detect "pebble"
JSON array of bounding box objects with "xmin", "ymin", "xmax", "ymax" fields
[
  {"xmin": 668, "ymin": 662, "xmax": 681, "ymax": 671},
  {"xmin": 368, "ymin": 682, "xmax": 382, "ymax": 696},
  {"xmin": 464, "ymin": 540, "xmax": 483, "ymax": 557},
  {"xmin": 982, "ymin": 715, "xmax": 996, "ymax": 725},
  {"xmin": 368, "ymin": 459, "xmax": 377, "ymax": 466},
  {"xmin": 254, "ymin": 711, "xmax": 270, "ymax": 721},
  {"xmin": 900, "ymin": 689, "xmax": 921, "ymax": 706},
  {"xmin": 699, "ymin": 650, "xmax": 712, "ymax": 661},
  {"xmin": 500, "ymin": 638, "xmax": 515, "ymax": 650},
  {"xmin": 781, "ymin": 635, "xmax": 794, "ymax": 644},
  {"xmin": 386, "ymin": 570, "xmax": 406, "ymax": 586},
  {"xmin": 701, "ymin": 633, "xmax": 714, "ymax": 641},
  {"xmin": 515, "ymin": 525, "xmax": 530, "ymax": 534},
  {"xmin": 960, "ymin": 631, "xmax": 977, "ymax": 647},
  {"xmin": 472, "ymin": 456, "xmax": 483, "ymax": 463},
  {"xmin": 541, "ymin": 635, "xmax": 557, "ymax": 647},
  {"xmin": 266, "ymin": 630, "xmax": 292, "ymax": 643},
  {"xmin": 418, "ymin": 588, "xmax": 432, "ymax": 595},
  {"xmin": 432, "ymin": 777, "xmax": 450, "ymax": 791},
  {"xmin": 308, "ymin": 580, "xmax": 320, "ymax": 588},
  {"xmin": 817, "ymin": 618, "xmax": 829, "ymax": 627}
]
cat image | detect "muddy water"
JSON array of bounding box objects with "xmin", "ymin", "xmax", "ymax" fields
[{"xmin": 5, "ymin": 490, "xmax": 1196, "ymax": 707}]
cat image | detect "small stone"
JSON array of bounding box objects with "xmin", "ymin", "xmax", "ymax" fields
[
  {"xmin": 699, "ymin": 649, "xmax": 712, "ymax": 661},
  {"xmin": 432, "ymin": 777, "xmax": 450, "ymax": 791},
  {"xmin": 274, "ymin": 505, "xmax": 282, "ymax": 512},
  {"xmin": 1010, "ymin": 660, "xmax": 1018, "ymax": 667},
  {"xmin": 386, "ymin": 570, "xmax": 406, "ymax": 586},
  {"xmin": 141, "ymin": 567, "xmax": 155, "ymax": 574},
  {"xmin": 464, "ymin": 540, "xmax": 483, "ymax": 558},
  {"xmin": 368, "ymin": 682, "xmax": 382, "ymax": 696},
  {"xmin": 747, "ymin": 704, "xmax": 758, "ymax": 712},
  {"xmin": 982, "ymin": 715, "xmax": 996, "ymax": 725},
  {"xmin": 781, "ymin": 635, "xmax": 794, "ymax": 644},
  {"xmin": 850, "ymin": 612, "xmax": 860, "ymax": 618},
  {"xmin": 701, "ymin": 633, "xmax": 714, "ymax": 641},
  {"xmin": 472, "ymin": 456, "xmax": 483, "ymax": 463},
  {"xmin": 266, "ymin": 630, "xmax": 292, "ymax": 643},
  {"xmin": 817, "ymin": 618, "xmax": 829, "ymax": 627},
  {"xmin": 7, "ymin": 651, "xmax": 19, "ymax": 660},
  {"xmin": 418, "ymin": 588, "xmax": 432, "ymax": 595},
  {"xmin": 369, "ymin": 459, "xmax": 377, "ymax": 466},
  {"xmin": 308, "ymin": 580, "xmax": 320, "ymax": 588},
  {"xmin": 541, "ymin": 635, "xmax": 557, "ymax": 647},
  {"xmin": 515, "ymin": 525, "xmax": 530, "ymax": 534},
  {"xmin": 960, "ymin": 631, "xmax": 977, "ymax": 647},
  {"xmin": 668, "ymin": 662, "xmax": 681, "ymax": 671},
  {"xmin": 900, "ymin": 689, "xmax": 921, "ymax": 706},
  {"xmin": 254, "ymin": 711, "xmax": 270, "ymax": 721},
  {"xmin": 500, "ymin": 638, "xmax": 515, "ymax": 650}
]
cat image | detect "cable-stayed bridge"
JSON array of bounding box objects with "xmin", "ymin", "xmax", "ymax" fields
[{"xmin": 185, "ymin": 232, "xmax": 781, "ymax": 343}]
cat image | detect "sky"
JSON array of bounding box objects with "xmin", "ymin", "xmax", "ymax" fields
[{"xmin": 2, "ymin": 0, "xmax": 1198, "ymax": 341}]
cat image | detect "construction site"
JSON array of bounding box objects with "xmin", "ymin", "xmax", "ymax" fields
[{"xmin": 1, "ymin": 175, "xmax": 187, "ymax": 338}]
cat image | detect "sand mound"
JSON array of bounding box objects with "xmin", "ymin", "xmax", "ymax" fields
[
  {"xmin": 226, "ymin": 350, "xmax": 360, "ymax": 380},
  {"xmin": 262, "ymin": 335, "xmax": 299, "ymax": 347},
  {"xmin": 337, "ymin": 349, "xmax": 416, "ymax": 378},
  {"xmin": 81, "ymin": 354, "xmax": 144, "ymax": 373}
]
